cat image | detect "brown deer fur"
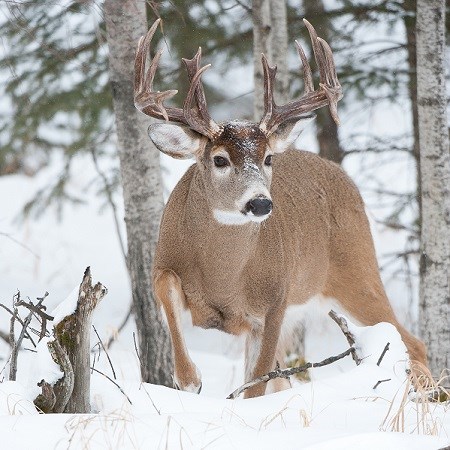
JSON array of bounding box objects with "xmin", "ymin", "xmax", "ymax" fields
[{"xmin": 152, "ymin": 122, "xmax": 427, "ymax": 398}]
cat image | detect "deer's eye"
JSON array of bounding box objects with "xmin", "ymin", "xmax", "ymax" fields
[
  {"xmin": 213, "ymin": 156, "xmax": 230, "ymax": 168},
  {"xmin": 264, "ymin": 155, "xmax": 273, "ymax": 166}
]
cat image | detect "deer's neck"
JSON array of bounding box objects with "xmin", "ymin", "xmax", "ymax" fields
[{"xmin": 184, "ymin": 172, "xmax": 260, "ymax": 276}]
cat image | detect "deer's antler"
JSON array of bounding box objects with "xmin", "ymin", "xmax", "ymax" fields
[
  {"xmin": 259, "ymin": 19, "xmax": 343, "ymax": 135},
  {"xmin": 134, "ymin": 19, "xmax": 222, "ymax": 140}
]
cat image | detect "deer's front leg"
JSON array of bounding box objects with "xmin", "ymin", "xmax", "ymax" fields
[
  {"xmin": 244, "ymin": 306, "xmax": 285, "ymax": 399},
  {"xmin": 154, "ymin": 269, "xmax": 202, "ymax": 393}
]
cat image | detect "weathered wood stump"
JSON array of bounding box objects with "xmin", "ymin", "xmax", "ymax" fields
[{"xmin": 34, "ymin": 267, "xmax": 107, "ymax": 413}]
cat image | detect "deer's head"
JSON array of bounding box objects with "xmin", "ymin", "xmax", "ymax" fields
[{"xmin": 135, "ymin": 19, "xmax": 342, "ymax": 225}]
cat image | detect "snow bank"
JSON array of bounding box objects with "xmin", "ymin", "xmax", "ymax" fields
[{"xmin": 1, "ymin": 317, "xmax": 448, "ymax": 450}]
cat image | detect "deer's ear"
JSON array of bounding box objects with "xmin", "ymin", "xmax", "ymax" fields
[
  {"xmin": 268, "ymin": 114, "xmax": 315, "ymax": 154},
  {"xmin": 148, "ymin": 123, "xmax": 208, "ymax": 159}
]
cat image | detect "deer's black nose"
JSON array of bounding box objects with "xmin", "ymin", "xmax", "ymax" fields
[{"xmin": 245, "ymin": 198, "xmax": 273, "ymax": 216}]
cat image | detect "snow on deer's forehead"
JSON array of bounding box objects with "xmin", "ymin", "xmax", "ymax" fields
[{"xmin": 213, "ymin": 121, "xmax": 267, "ymax": 164}]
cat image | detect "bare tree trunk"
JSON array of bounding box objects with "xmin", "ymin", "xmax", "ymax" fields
[
  {"xmin": 403, "ymin": 0, "xmax": 422, "ymax": 228},
  {"xmin": 416, "ymin": 0, "xmax": 450, "ymax": 374},
  {"xmin": 252, "ymin": 0, "xmax": 289, "ymax": 120},
  {"xmin": 103, "ymin": 0, "xmax": 173, "ymax": 386},
  {"xmin": 303, "ymin": 0, "xmax": 343, "ymax": 164}
]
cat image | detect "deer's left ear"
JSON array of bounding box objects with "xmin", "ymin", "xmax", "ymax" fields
[{"xmin": 267, "ymin": 113, "xmax": 315, "ymax": 153}]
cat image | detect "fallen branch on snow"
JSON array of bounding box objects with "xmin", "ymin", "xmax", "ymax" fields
[
  {"xmin": 328, "ymin": 310, "xmax": 362, "ymax": 365},
  {"xmin": 227, "ymin": 347, "xmax": 355, "ymax": 399}
]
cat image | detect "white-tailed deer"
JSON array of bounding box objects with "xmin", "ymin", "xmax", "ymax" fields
[{"xmin": 134, "ymin": 19, "xmax": 427, "ymax": 398}]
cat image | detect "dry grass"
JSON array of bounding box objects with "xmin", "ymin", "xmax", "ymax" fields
[{"xmin": 381, "ymin": 362, "xmax": 450, "ymax": 435}]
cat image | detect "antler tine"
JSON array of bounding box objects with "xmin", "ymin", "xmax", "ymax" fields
[
  {"xmin": 295, "ymin": 40, "xmax": 314, "ymax": 94},
  {"xmin": 183, "ymin": 49, "xmax": 207, "ymax": 112},
  {"xmin": 259, "ymin": 54, "xmax": 277, "ymax": 133},
  {"xmin": 303, "ymin": 19, "xmax": 329, "ymax": 86},
  {"xmin": 317, "ymin": 37, "xmax": 340, "ymax": 88},
  {"xmin": 183, "ymin": 64, "xmax": 221, "ymax": 139},
  {"xmin": 182, "ymin": 48, "xmax": 221, "ymax": 138},
  {"xmin": 317, "ymin": 37, "xmax": 342, "ymax": 125}
]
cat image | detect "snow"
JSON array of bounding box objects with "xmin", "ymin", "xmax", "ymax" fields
[
  {"xmin": 51, "ymin": 285, "xmax": 79, "ymax": 326},
  {"xmin": 0, "ymin": 333, "xmax": 449, "ymax": 449},
  {"xmin": 26, "ymin": 337, "xmax": 64, "ymax": 400}
]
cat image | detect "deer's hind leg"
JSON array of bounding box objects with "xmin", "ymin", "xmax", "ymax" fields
[
  {"xmin": 324, "ymin": 265, "xmax": 427, "ymax": 368},
  {"xmin": 154, "ymin": 268, "xmax": 202, "ymax": 393}
]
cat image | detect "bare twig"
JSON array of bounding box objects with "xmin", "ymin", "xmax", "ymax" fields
[
  {"xmin": 0, "ymin": 231, "xmax": 40, "ymax": 260},
  {"xmin": 105, "ymin": 305, "xmax": 132, "ymax": 349},
  {"xmin": 90, "ymin": 147, "xmax": 127, "ymax": 266},
  {"xmin": 133, "ymin": 331, "xmax": 142, "ymax": 367},
  {"xmin": 328, "ymin": 310, "xmax": 362, "ymax": 365},
  {"xmin": 9, "ymin": 306, "xmax": 33, "ymax": 381},
  {"xmin": 377, "ymin": 342, "xmax": 390, "ymax": 366},
  {"xmin": 0, "ymin": 303, "xmax": 35, "ymax": 346},
  {"xmin": 16, "ymin": 294, "xmax": 53, "ymax": 342},
  {"xmin": 92, "ymin": 325, "xmax": 116, "ymax": 380},
  {"xmin": 373, "ymin": 378, "xmax": 391, "ymax": 389},
  {"xmin": 91, "ymin": 367, "xmax": 132, "ymax": 405},
  {"xmin": 227, "ymin": 347, "xmax": 354, "ymax": 399}
]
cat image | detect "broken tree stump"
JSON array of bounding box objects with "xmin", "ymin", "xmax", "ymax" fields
[{"xmin": 34, "ymin": 267, "xmax": 107, "ymax": 413}]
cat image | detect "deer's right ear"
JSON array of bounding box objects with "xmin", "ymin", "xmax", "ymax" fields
[{"xmin": 148, "ymin": 123, "xmax": 208, "ymax": 159}]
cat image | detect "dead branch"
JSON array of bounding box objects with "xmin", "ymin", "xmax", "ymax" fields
[
  {"xmin": 0, "ymin": 303, "xmax": 35, "ymax": 346},
  {"xmin": 16, "ymin": 293, "xmax": 53, "ymax": 342},
  {"xmin": 373, "ymin": 378, "xmax": 391, "ymax": 389},
  {"xmin": 227, "ymin": 347, "xmax": 354, "ymax": 399},
  {"xmin": 105, "ymin": 305, "xmax": 132, "ymax": 349},
  {"xmin": 0, "ymin": 231, "xmax": 40, "ymax": 260},
  {"xmin": 377, "ymin": 342, "xmax": 390, "ymax": 366},
  {"xmin": 328, "ymin": 310, "xmax": 362, "ymax": 365},
  {"xmin": 92, "ymin": 325, "xmax": 116, "ymax": 380},
  {"xmin": 91, "ymin": 367, "xmax": 132, "ymax": 405}
]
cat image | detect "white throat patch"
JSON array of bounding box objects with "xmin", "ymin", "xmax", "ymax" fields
[{"xmin": 213, "ymin": 209, "xmax": 270, "ymax": 226}]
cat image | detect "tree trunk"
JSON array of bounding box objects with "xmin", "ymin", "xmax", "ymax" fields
[
  {"xmin": 416, "ymin": 0, "xmax": 450, "ymax": 375},
  {"xmin": 303, "ymin": 0, "xmax": 343, "ymax": 164},
  {"xmin": 104, "ymin": 0, "xmax": 173, "ymax": 386},
  {"xmin": 252, "ymin": 0, "xmax": 289, "ymax": 120},
  {"xmin": 403, "ymin": 0, "xmax": 422, "ymax": 230}
]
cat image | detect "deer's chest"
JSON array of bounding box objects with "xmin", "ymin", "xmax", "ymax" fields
[{"xmin": 180, "ymin": 270, "xmax": 263, "ymax": 336}]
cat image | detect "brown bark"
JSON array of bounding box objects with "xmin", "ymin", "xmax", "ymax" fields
[{"xmin": 103, "ymin": 0, "xmax": 173, "ymax": 386}]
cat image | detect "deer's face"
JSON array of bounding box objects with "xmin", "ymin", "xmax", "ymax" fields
[
  {"xmin": 200, "ymin": 121, "xmax": 273, "ymax": 225},
  {"xmin": 148, "ymin": 116, "xmax": 314, "ymax": 226}
]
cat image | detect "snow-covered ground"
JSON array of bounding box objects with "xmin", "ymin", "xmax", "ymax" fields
[
  {"xmin": 0, "ymin": 308, "xmax": 449, "ymax": 449},
  {"xmin": 0, "ymin": 153, "xmax": 449, "ymax": 449}
]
